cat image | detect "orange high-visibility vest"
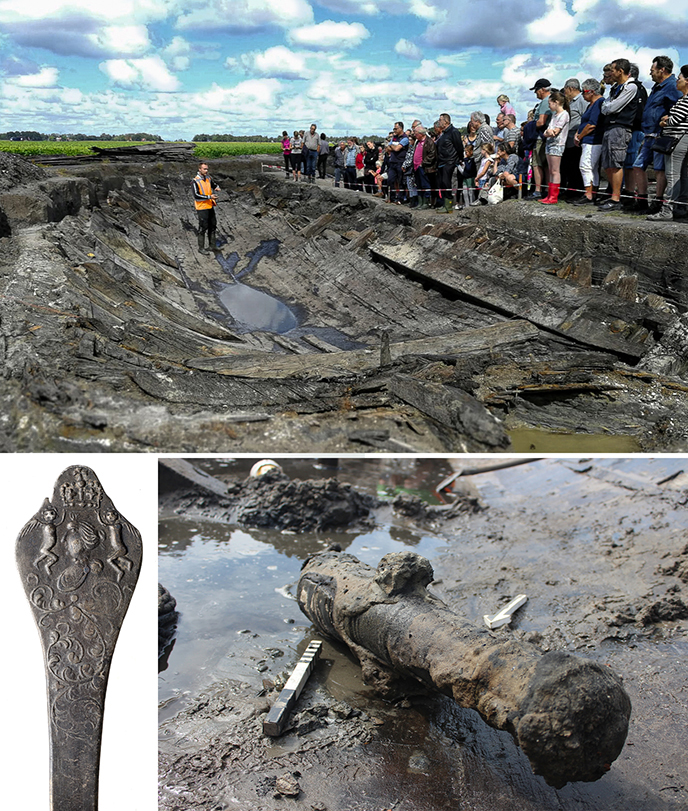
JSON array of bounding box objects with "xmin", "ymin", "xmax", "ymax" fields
[{"xmin": 193, "ymin": 174, "xmax": 216, "ymax": 210}]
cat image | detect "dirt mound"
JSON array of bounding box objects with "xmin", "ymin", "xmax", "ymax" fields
[
  {"xmin": 0, "ymin": 151, "xmax": 48, "ymax": 191},
  {"xmin": 235, "ymin": 469, "xmax": 380, "ymax": 531}
]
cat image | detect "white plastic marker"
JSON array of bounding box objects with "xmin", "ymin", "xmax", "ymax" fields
[
  {"xmin": 483, "ymin": 594, "xmax": 528, "ymax": 630},
  {"xmin": 263, "ymin": 640, "xmax": 323, "ymax": 736}
]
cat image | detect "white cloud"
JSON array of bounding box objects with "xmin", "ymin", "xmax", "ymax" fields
[
  {"xmin": 0, "ymin": 0, "xmax": 171, "ymax": 24},
  {"xmin": 526, "ymin": 0, "xmax": 578, "ymax": 44},
  {"xmin": 408, "ymin": 0, "xmax": 445, "ymax": 21},
  {"xmin": 100, "ymin": 56, "xmax": 181, "ymax": 92},
  {"xmin": 312, "ymin": 0, "xmax": 382, "ymax": 13},
  {"xmin": 243, "ymin": 46, "xmax": 310, "ymax": 80},
  {"xmin": 176, "ymin": 0, "xmax": 313, "ymax": 32},
  {"xmin": 410, "ymin": 59, "xmax": 449, "ymax": 82},
  {"xmin": 86, "ymin": 25, "xmax": 151, "ymax": 57},
  {"xmin": 578, "ymin": 37, "xmax": 681, "ymax": 81},
  {"xmin": 288, "ymin": 20, "xmax": 370, "ymax": 50},
  {"xmin": 395, "ymin": 38, "xmax": 422, "ymax": 60},
  {"xmin": 61, "ymin": 87, "xmax": 83, "ymax": 104},
  {"xmin": 8, "ymin": 66, "xmax": 59, "ymax": 87},
  {"xmin": 194, "ymin": 78, "xmax": 283, "ymax": 109},
  {"xmin": 163, "ymin": 36, "xmax": 192, "ymax": 71}
]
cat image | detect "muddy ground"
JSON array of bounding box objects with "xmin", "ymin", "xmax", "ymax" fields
[
  {"xmin": 2, "ymin": 151, "xmax": 688, "ymax": 452},
  {"xmin": 158, "ymin": 457, "xmax": 688, "ymax": 811}
]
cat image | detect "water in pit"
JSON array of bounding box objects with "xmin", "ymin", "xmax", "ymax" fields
[{"xmin": 218, "ymin": 280, "xmax": 298, "ymax": 333}]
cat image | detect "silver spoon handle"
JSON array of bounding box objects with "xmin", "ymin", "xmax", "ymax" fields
[{"xmin": 16, "ymin": 465, "xmax": 142, "ymax": 811}]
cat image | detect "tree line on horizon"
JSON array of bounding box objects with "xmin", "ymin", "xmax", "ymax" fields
[{"xmin": 0, "ymin": 131, "xmax": 164, "ymax": 142}]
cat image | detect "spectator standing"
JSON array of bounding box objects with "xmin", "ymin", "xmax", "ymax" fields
[
  {"xmin": 281, "ymin": 131, "xmax": 291, "ymax": 178},
  {"xmin": 647, "ymin": 64, "xmax": 688, "ymax": 221},
  {"xmin": 471, "ymin": 112, "xmax": 495, "ymax": 150},
  {"xmin": 412, "ymin": 125, "xmax": 437, "ymax": 208},
  {"xmin": 631, "ymin": 56, "xmax": 681, "ymax": 213},
  {"xmin": 464, "ymin": 119, "xmax": 478, "ymax": 152},
  {"xmin": 574, "ymin": 78, "xmax": 606, "ymax": 205},
  {"xmin": 344, "ymin": 137, "xmax": 358, "ymax": 190},
  {"xmin": 458, "ymin": 144, "xmax": 477, "ymax": 207},
  {"xmin": 332, "ymin": 141, "xmax": 347, "ymax": 187},
  {"xmin": 622, "ymin": 64, "xmax": 649, "ymax": 204},
  {"xmin": 561, "ymin": 78, "xmax": 588, "ymax": 198},
  {"xmin": 317, "ymin": 133, "xmax": 330, "ymax": 179},
  {"xmin": 290, "ymin": 130, "xmax": 303, "ymax": 181},
  {"xmin": 302, "ymin": 124, "xmax": 319, "ymax": 183},
  {"xmin": 363, "ymin": 140, "xmax": 378, "ymax": 194},
  {"xmin": 540, "ymin": 90, "xmax": 570, "ymax": 205},
  {"xmin": 527, "ymin": 78, "xmax": 553, "ymax": 199},
  {"xmin": 386, "ymin": 122, "xmax": 409, "ymax": 204},
  {"xmin": 435, "ymin": 113, "xmax": 465, "ymax": 212},
  {"xmin": 598, "ymin": 59, "xmax": 641, "ymax": 211}
]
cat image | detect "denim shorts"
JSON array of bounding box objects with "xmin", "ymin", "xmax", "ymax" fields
[
  {"xmin": 632, "ymin": 135, "xmax": 666, "ymax": 172},
  {"xmin": 545, "ymin": 141, "xmax": 565, "ymax": 157}
]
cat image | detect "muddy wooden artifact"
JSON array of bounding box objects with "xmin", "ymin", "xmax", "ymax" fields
[
  {"xmin": 297, "ymin": 549, "xmax": 631, "ymax": 789},
  {"xmin": 16, "ymin": 466, "xmax": 142, "ymax": 811}
]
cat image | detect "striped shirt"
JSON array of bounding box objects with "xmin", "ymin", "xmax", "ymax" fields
[{"xmin": 663, "ymin": 95, "xmax": 688, "ymax": 137}]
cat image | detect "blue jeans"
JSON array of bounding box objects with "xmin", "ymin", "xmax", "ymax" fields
[{"xmin": 304, "ymin": 148, "xmax": 318, "ymax": 177}]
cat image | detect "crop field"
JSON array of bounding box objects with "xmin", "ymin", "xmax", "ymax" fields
[
  {"xmin": 0, "ymin": 140, "xmax": 282, "ymax": 158},
  {"xmin": 193, "ymin": 142, "xmax": 282, "ymax": 158},
  {"xmin": 0, "ymin": 140, "xmax": 154, "ymax": 156}
]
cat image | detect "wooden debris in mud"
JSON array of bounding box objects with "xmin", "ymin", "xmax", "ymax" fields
[
  {"xmin": 371, "ymin": 234, "xmax": 673, "ymax": 360},
  {"xmin": 30, "ymin": 142, "xmax": 196, "ymax": 165}
]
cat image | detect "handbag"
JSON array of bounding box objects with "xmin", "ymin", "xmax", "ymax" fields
[
  {"xmin": 651, "ymin": 134, "xmax": 680, "ymax": 155},
  {"xmin": 486, "ymin": 176, "xmax": 504, "ymax": 205}
]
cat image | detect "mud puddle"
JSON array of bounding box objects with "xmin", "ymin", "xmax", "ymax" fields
[{"xmin": 509, "ymin": 427, "xmax": 643, "ymax": 453}]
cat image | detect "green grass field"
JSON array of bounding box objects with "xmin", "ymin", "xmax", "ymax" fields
[
  {"xmin": 0, "ymin": 140, "xmax": 282, "ymax": 158},
  {"xmin": 0, "ymin": 140, "xmax": 154, "ymax": 156},
  {"xmin": 193, "ymin": 142, "xmax": 282, "ymax": 158}
]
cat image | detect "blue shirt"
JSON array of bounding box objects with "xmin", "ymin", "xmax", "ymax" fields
[
  {"xmin": 578, "ymin": 97, "xmax": 605, "ymax": 145},
  {"xmin": 640, "ymin": 75, "xmax": 681, "ymax": 134}
]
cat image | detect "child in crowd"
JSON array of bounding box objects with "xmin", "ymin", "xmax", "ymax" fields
[
  {"xmin": 475, "ymin": 143, "xmax": 495, "ymax": 189},
  {"xmin": 540, "ymin": 90, "xmax": 570, "ymax": 205},
  {"xmin": 458, "ymin": 144, "xmax": 477, "ymax": 206},
  {"xmin": 372, "ymin": 161, "xmax": 386, "ymax": 195}
]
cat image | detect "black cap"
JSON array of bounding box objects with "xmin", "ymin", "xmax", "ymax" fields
[{"xmin": 529, "ymin": 78, "xmax": 551, "ymax": 91}]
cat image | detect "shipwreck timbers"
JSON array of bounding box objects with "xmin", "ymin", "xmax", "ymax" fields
[
  {"xmin": 297, "ymin": 549, "xmax": 632, "ymax": 789},
  {"xmin": 2, "ymin": 154, "xmax": 688, "ymax": 451}
]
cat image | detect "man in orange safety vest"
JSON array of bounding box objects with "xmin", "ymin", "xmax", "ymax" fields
[{"xmin": 192, "ymin": 162, "xmax": 220, "ymax": 252}]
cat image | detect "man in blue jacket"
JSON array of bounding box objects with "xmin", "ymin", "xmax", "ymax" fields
[{"xmin": 629, "ymin": 56, "xmax": 681, "ymax": 213}]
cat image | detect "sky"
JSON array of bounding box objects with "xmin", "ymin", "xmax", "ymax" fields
[{"xmin": 1, "ymin": 0, "xmax": 687, "ymax": 140}]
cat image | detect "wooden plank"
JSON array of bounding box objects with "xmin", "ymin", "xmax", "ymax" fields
[
  {"xmin": 263, "ymin": 641, "xmax": 322, "ymax": 736},
  {"xmin": 301, "ymin": 333, "xmax": 341, "ymax": 353},
  {"xmin": 158, "ymin": 459, "xmax": 228, "ymax": 497},
  {"xmin": 184, "ymin": 320, "xmax": 540, "ymax": 379},
  {"xmin": 371, "ymin": 235, "xmax": 674, "ymax": 360},
  {"xmin": 387, "ymin": 374, "xmax": 510, "ymax": 451}
]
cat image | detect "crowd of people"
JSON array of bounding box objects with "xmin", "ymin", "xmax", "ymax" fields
[{"xmin": 279, "ymin": 56, "xmax": 688, "ymax": 222}]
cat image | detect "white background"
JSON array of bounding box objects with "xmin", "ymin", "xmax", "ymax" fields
[{"xmin": 2, "ymin": 454, "xmax": 158, "ymax": 810}]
